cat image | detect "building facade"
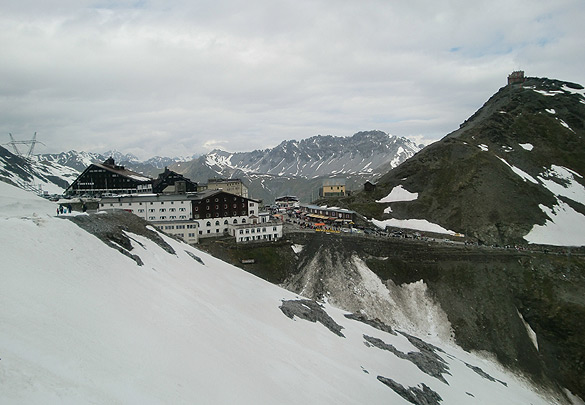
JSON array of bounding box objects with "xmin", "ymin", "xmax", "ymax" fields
[
  {"xmin": 507, "ymin": 71, "xmax": 525, "ymax": 85},
  {"xmin": 274, "ymin": 195, "xmax": 299, "ymax": 211},
  {"xmin": 152, "ymin": 168, "xmax": 198, "ymax": 193},
  {"xmin": 100, "ymin": 190, "xmax": 262, "ymax": 242},
  {"xmin": 66, "ymin": 158, "xmax": 153, "ymax": 196},
  {"xmin": 99, "ymin": 193, "xmax": 198, "ymax": 244},
  {"xmin": 300, "ymin": 203, "xmax": 355, "ymax": 224},
  {"xmin": 319, "ymin": 178, "xmax": 346, "ymax": 197},
  {"xmin": 202, "ymin": 178, "xmax": 249, "ymax": 198},
  {"xmin": 229, "ymin": 221, "xmax": 283, "ymax": 243}
]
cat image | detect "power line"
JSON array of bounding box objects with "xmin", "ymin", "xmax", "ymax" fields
[{"xmin": 4, "ymin": 132, "xmax": 45, "ymax": 158}]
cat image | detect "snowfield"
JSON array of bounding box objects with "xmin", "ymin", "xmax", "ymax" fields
[
  {"xmin": 372, "ymin": 217, "xmax": 457, "ymax": 236},
  {"xmin": 0, "ymin": 182, "xmax": 573, "ymax": 404},
  {"xmin": 376, "ymin": 185, "xmax": 419, "ymax": 204}
]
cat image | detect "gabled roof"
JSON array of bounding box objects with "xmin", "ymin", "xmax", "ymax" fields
[
  {"xmin": 151, "ymin": 168, "xmax": 197, "ymax": 192},
  {"xmin": 93, "ymin": 160, "xmax": 152, "ymax": 183},
  {"xmin": 192, "ymin": 189, "xmax": 259, "ymax": 203}
]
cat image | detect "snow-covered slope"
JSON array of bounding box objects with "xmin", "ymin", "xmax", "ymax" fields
[
  {"xmin": 40, "ymin": 150, "xmax": 196, "ymax": 178},
  {"xmin": 0, "ymin": 181, "xmax": 566, "ymax": 404},
  {"xmin": 0, "ymin": 146, "xmax": 80, "ymax": 195}
]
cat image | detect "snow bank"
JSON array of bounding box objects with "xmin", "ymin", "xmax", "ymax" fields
[
  {"xmin": 376, "ymin": 185, "xmax": 418, "ymax": 203},
  {"xmin": 372, "ymin": 218, "xmax": 456, "ymax": 235},
  {"xmin": 538, "ymin": 165, "xmax": 585, "ymax": 206},
  {"xmin": 498, "ymin": 157, "xmax": 538, "ymax": 184},
  {"xmin": 291, "ymin": 244, "xmax": 304, "ymax": 254},
  {"xmin": 524, "ymin": 199, "xmax": 585, "ymax": 246}
]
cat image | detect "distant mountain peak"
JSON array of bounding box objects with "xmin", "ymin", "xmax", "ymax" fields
[
  {"xmin": 171, "ymin": 131, "xmax": 422, "ymax": 202},
  {"xmin": 354, "ymin": 76, "xmax": 585, "ymax": 246}
]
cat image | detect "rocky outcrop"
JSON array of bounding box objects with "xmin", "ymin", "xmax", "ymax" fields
[
  {"xmin": 329, "ymin": 77, "xmax": 585, "ymax": 246},
  {"xmin": 276, "ymin": 232, "xmax": 585, "ymax": 400}
]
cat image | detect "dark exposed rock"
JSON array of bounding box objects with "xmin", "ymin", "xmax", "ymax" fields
[
  {"xmin": 185, "ymin": 250, "xmax": 205, "ymax": 265},
  {"xmin": 464, "ymin": 362, "xmax": 507, "ymax": 386},
  {"xmin": 344, "ymin": 312, "xmax": 397, "ymax": 335},
  {"xmin": 326, "ymin": 77, "xmax": 585, "ymax": 246},
  {"xmin": 279, "ymin": 299, "xmax": 345, "ymax": 337},
  {"xmin": 64, "ymin": 210, "xmax": 176, "ymax": 266},
  {"xmin": 377, "ymin": 376, "xmax": 442, "ymax": 405},
  {"xmin": 363, "ymin": 335, "xmax": 451, "ymax": 384}
]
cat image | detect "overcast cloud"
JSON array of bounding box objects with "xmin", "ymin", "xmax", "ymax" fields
[{"xmin": 1, "ymin": 0, "xmax": 583, "ymax": 159}]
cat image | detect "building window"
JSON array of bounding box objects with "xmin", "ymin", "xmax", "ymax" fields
[{"xmin": 206, "ymin": 221, "xmax": 211, "ymax": 227}]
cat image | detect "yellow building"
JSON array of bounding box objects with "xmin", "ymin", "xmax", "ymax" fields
[
  {"xmin": 319, "ymin": 178, "xmax": 346, "ymax": 197},
  {"xmin": 202, "ymin": 178, "xmax": 249, "ymax": 198}
]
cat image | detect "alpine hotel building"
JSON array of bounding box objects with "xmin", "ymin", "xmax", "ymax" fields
[{"xmin": 79, "ymin": 159, "xmax": 282, "ymax": 244}]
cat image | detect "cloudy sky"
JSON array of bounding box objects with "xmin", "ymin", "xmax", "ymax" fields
[{"xmin": 1, "ymin": 0, "xmax": 584, "ymax": 159}]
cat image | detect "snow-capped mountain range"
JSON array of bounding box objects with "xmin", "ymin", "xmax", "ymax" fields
[
  {"xmin": 38, "ymin": 150, "xmax": 196, "ymax": 177},
  {"xmin": 172, "ymin": 131, "xmax": 421, "ymax": 202},
  {"xmin": 0, "ymin": 181, "xmax": 572, "ymax": 404},
  {"xmin": 4, "ymin": 131, "xmax": 421, "ymax": 203},
  {"xmin": 202, "ymin": 131, "xmax": 420, "ymax": 178},
  {"xmin": 0, "ymin": 145, "xmax": 79, "ymax": 195}
]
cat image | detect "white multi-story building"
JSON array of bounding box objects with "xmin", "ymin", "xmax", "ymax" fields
[
  {"xmin": 99, "ymin": 190, "xmax": 264, "ymax": 243},
  {"xmin": 99, "ymin": 193, "xmax": 199, "ymax": 244},
  {"xmin": 229, "ymin": 220, "xmax": 283, "ymax": 243}
]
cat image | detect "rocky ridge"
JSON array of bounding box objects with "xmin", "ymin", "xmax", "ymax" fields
[{"xmin": 326, "ymin": 77, "xmax": 585, "ymax": 246}]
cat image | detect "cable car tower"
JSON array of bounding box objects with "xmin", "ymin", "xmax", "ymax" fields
[{"xmin": 5, "ymin": 132, "xmax": 45, "ymax": 158}]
